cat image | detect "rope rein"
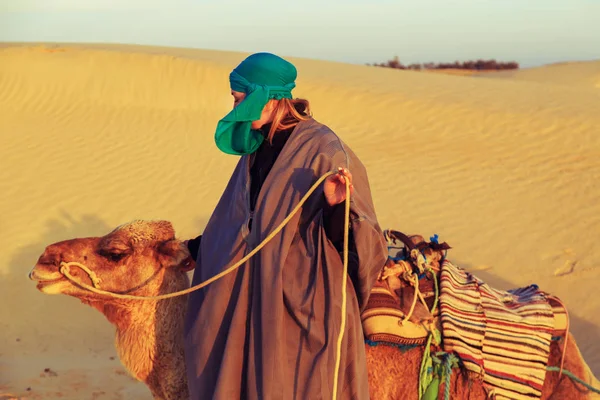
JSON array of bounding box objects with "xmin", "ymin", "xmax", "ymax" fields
[
  {"xmin": 331, "ymin": 170, "xmax": 351, "ymax": 400},
  {"xmin": 546, "ymin": 366, "xmax": 600, "ymax": 394},
  {"xmin": 58, "ymin": 169, "xmax": 350, "ymax": 400},
  {"xmin": 57, "ymin": 170, "xmax": 600, "ymax": 398},
  {"xmin": 59, "ymin": 169, "xmax": 342, "ymax": 301}
]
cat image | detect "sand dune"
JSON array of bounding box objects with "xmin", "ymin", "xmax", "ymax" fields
[
  {"xmin": 1, "ymin": 43, "xmax": 599, "ymax": 399},
  {"xmin": 479, "ymin": 60, "xmax": 600, "ymax": 88}
]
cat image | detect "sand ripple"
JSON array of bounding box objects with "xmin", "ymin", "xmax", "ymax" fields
[{"xmin": 1, "ymin": 43, "xmax": 599, "ymax": 398}]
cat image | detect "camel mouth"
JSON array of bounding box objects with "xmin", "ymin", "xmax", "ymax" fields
[
  {"xmin": 29, "ymin": 267, "xmax": 64, "ymax": 284},
  {"xmin": 29, "ymin": 267, "xmax": 71, "ymax": 295},
  {"xmin": 35, "ymin": 276, "xmax": 64, "ymax": 284},
  {"xmin": 35, "ymin": 278, "xmax": 67, "ymax": 292}
]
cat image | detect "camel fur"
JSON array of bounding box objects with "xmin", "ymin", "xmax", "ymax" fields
[{"xmin": 29, "ymin": 220, "xmax": 600, "ymax": 399}]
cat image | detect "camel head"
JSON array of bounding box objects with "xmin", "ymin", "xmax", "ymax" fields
[{"xmin": 29, "ymin": 220, "xmax": 193, "ymax": 300}]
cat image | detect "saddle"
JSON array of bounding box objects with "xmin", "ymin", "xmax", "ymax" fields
[
  {"xmin": 361, "ymin": 230, "xmax": 569, "ymax": 347},
  {"xmin": 361, "ymin": 230, "xmax": 450, "ymax": 346}
]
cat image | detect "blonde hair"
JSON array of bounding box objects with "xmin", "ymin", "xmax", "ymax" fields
[{"xmin": 265, "ymin": 98, "xmax": 312, "ymax": 143}]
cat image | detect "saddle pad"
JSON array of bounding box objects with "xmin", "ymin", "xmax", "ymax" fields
[{"xmin": 439, "ymin": 260, "xmax": 555, "ymax": 400}]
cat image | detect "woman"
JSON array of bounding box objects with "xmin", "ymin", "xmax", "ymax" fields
[{"xmin": 183, "ymin": 52, "xmax": 387, "ymax": 399}]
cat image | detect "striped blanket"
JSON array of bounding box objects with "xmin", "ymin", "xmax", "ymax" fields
[{"xmin": 439, "ymin": 260, "xmax": 555, "ymax": 400}]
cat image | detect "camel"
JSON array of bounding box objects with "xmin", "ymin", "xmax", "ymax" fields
[
  {"xmin": 28, "ymin": 220, "xmax": 600, "ymax": 399},
  {"xmin": 28, "ymin": 220, "xmax": 191, "ymax": 400}
]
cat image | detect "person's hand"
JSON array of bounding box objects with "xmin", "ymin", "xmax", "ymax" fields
[{"xmin": 324, "ymin": 167, "xmax": 354, "ymax": 206}]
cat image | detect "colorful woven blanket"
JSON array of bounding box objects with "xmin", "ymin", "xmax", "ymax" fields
[{"xmin": 439, "ymin": 260, "xmax": 555, "ymax": 400}]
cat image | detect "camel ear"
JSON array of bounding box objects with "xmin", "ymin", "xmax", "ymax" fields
[{"xmin": 157, "ymin": 239, "xmax": 191, "ymax": 269}]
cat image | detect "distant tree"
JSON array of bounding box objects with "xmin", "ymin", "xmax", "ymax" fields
[
  {"xmin": 387, "ymin": 56, "xmax": 406, "ymax": 69},
  {"xmin": 368, "ymin": 57, "xmax": 520, "ymax": 71}
]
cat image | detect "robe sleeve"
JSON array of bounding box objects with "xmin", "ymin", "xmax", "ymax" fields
[
  {"xmin": 323, "ymin": 203, "xmax": 361, "ymax": 296},
  {"xmin": 323, "ymin": 202, "xmax": 357, "ymax": 247},
  {"xmin": 317, "ymin": 139, "xmax": 388, "ymax": 312}
]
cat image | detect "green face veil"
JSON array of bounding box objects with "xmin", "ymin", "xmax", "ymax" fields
[{"xmin": 214, "ymin": 52, "xmax": 297, "ymax": 155}]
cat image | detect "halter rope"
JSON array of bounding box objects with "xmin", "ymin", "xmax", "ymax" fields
[
  {"xmin": 56, "ymin": 170, "xmax": 600, "ymax": 398},
  {"xmin": 58, "ymin": 168, "xmax": 350, "ymax": 400}
]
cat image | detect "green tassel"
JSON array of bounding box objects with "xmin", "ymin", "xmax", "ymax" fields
[
  {"xmin": 422, "ymin": 376, "xmax": 440, "ymax": 400},
  {"xmin": 419, "ymin": 334, "xmax": 434, "ymax": 398},
  {"xmin": 432, "ymin": 328, "xmax": 442, "ymax": 346}
]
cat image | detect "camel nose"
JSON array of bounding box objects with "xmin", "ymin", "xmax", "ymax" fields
[{"xmin": 28, "ymin": 268, "xmax": 36, "ymax": 280}]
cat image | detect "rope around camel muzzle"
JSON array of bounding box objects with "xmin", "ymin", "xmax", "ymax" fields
[{"xmin": 59, "ymin": 168, "xmax": 350, "ymax": 400}]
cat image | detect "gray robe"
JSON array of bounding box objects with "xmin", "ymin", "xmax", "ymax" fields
[{"xmin": 184, "ymin": 118, "xmax": 388, "ymax": 399}]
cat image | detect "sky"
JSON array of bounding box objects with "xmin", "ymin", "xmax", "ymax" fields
[{"xmin": 1, "ymin": 0, "xmax": 599, "ymax": 68}]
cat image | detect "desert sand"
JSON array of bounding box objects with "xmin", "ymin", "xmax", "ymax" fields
[{"xmin": 1, "ymin": 42, "xmax": 599, "ymax": 399}]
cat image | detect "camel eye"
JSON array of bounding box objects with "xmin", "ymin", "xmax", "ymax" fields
[
  {"xmin": 108, "ymin": 253, "xmax": 126, "ymax": 262},
  {"xmin": 98, "ymin": 249, "xmax": 128, "ymax": 262}
]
